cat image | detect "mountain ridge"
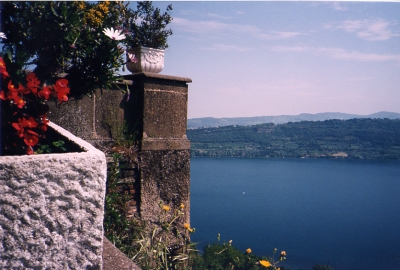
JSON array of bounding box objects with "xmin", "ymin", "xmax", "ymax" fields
[{"xmin": 188, "ymin": 111, "xmax": 400, "ymax": 129}]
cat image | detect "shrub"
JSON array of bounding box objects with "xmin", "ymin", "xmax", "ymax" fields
[
  {"xmin": 123, "ymin": 1, "xmax": 173, "ymax": 50},
  {"xmin": 1, "ymin": 1, "xmax": 128, "ymax": 98}
]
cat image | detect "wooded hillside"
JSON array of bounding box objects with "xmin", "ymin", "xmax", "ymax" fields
[{"xmin": 187, "ymin": 118, "xmax": 400, "ymax": 159}]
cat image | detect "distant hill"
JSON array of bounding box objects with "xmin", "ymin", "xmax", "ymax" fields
[
  {"xmin": 187, "ymin": 111, "xmax": 400, "ymax": 129},
  {"xmin": 187, "ymin": 118, "xmax": 400, "ymax": 159}
]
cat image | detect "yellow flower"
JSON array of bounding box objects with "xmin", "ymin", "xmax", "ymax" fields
[
  {"xmin": 179, "ymin": 203, "xmax": 185, "ymax": 209},
  {"xmin": 259, "ymin": 260, "xmax": 271, "ymax": 268},
  {"xmin": 183, "ymin": 223, "xmax": 194, "ymax": 232},
  {"xmin": 74, "ymin": 1, "xmax": 86, "ymax": 10},
  {"xmin": 245, "ymin": 248, "xmax": 252, "ymax": 254},
  {"xmin": 98, "ymin": 1, "xmax": 109, "ymax": 13},
  {"xmin": 163, "ymin": 205, "xmax": 170, "ymax": 211}
]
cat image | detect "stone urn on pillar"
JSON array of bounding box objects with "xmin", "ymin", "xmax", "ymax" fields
[
  {"xmin": 124, "ymin": 2, "xmax": 172, "ymax": 74},
  {"xmin": 126, "ymin": 47, "xmax": 164, "ymax": 74}
]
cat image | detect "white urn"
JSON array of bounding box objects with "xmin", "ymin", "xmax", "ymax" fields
[{"xmin": 126, "ymin": 47, "xmax": 164, "ymax": 74}]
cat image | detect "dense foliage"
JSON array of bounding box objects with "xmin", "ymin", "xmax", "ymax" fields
[
  {"xmin": 0, "ymin": 1, "xmax": 173, "ymax": 155},
  {"xmin": 187, "ymin": 118, "xmax": 400, "ymax": 159},
  {"xmin": 124, "ymin": 1, "xmax": 173, "ymax": 49},
  {"xmin": 0, "ymin": 1, "xmax": 173, "ymax": 99},
  {"xmin": 1, "ymin": 1, "xmax": 128, "ymax": 98}
]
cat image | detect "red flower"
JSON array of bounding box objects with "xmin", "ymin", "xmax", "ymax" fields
[
  {"xmin": 57, "ymin": 91, "xmax": 69, "ymax": 102},
  {"xmin": 7, "ymin": 80, "xmax": 17, "ymax": 91},
  {"xmin": 23, "ymin": 130, "xmax": 39, "ymax": 147},
  {"xmin": 40, "ymin": 124, "xmax": 47, "ymax": 132},
  {"xmin": 2, "ymin": 62, "xmax": 70, "ymax": 155},
  {"xmin": 54, "ymin": 79, "xmax": 70, "ymax": 102},
  {"xmin": 7, "ymin": 81, "xmax": 20, "ymax": 102},
  {"xmin": 41, "ymin": 116, "xmax": 49, "ymax": 125},
  {"xmin": 7, "ymin": 81, "xmax": 26, "ymax": 108},
  {"xmin": 12, "ymin": 118, "xmax": 28, "ymax": 138},
  {"xmin": 17, "ymin": 85, "xmax": 30, "ymax": 95},
  {"xmin": 15, "ymin": 96, "xmax": 26, "ymax": 109},
  {"xmin": 38, "ymin": 86, "xmax": 52, "ymax": 100},
  {"xmin": 26, "ymin": 73, "xmax": 40, "ymax": 94},
  {"xmin": 0, "ymin": 57, "xmax": 9, "ymax": 78},
  {"xmin": 26, "ymin": 117, "xmax": 39, "ymax": 128},
  {"xmin": 54, "ymin": 79, "xmax": 69, "ymax": 92},
  {"xmin": 12, "ymin": 117, "xmax": 28, "ymax": 128},
  {"xmin": 26, "ymin": 146, "xmax": 34, "ymax": 155},
  {"xmin": 39, "ymin": 117, "xmax": 50, "ymax": 131}
]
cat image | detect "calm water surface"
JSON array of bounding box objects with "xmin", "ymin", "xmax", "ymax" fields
[{"xmin": 190, "ymin": 158, "xmax": 400, "ymax": 270}]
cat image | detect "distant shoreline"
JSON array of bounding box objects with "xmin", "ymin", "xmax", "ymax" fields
[
  {"xmin": 187, "ymin": 118, "xmax": 400, "ymax": 160},
  {"xmin": 188, "ymin": 111, "xmax": 400, "ymax": 129}
]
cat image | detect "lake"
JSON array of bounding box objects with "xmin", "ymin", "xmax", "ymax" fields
[{"xmin": 190, "ymin": 158, "xmax": 400, "ymax": 270}]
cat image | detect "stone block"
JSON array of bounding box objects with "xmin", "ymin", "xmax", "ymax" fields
[
  {"xmin": 139, "ymin": 149, "xmax": 190, "ymax": 224},
  {"xmin": 0, "ymin": 122, "xmax": 107, "ymax": 269},
  {"xmin": 124, "ymin": 72, "xmax": 191, "ymax": 141},
  {"xmin": 48, "ymin": 88, "xmax": 126, "ymax": 141}
]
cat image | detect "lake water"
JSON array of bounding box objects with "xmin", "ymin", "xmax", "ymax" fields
[{"xmin": 190, "ymin": 158, "xmax": 400, "ymax": 270}]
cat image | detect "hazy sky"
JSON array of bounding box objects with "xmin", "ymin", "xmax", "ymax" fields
[{"xmin": 147, "ymin": 1, "xmax": 400, "ymax": 119}]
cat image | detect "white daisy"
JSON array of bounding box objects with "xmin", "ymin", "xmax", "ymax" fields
[
  {"xmin": 0, "ymin": 32, "xmax": 7, "ymax": 39},
  {"xmin": 103, "ymin": 27, "xmax": 126, "ymax": 41}
]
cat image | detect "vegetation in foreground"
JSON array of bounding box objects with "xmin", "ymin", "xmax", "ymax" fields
[
  {"xmin": 103, "ymin": 137, "xmax": 197, "ymax": 270},
  {"xmin": 188, "ymin": 118, "xmax": 400, "ymax": 160},
  {"xmin": 103, "ymin": 138, "xmax": 334, "ymax": 270}
]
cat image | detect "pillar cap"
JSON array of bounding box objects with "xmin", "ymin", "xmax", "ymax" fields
[{"xmin": 123, "ymin": 72, "xmax": 192, "ymax": 83}]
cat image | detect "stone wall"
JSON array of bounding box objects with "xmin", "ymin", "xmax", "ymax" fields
[
  {"xmin": 48, "ymin": 85, "xmax": 127, "ymax": 142},
  {"xmin": 48, "ymin": 72, "xmax": 192, "ymax": 247}
]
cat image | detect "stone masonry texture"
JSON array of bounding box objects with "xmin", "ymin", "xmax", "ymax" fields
[
  {"xmin": 123, "ymin": 73, "xmax": 191, "ymax": 224},
  {"xmin": 48, "ymin": 87, "xmax": 126, "ymax": 141},
  {"xmin": 139, "ymin": 149, "xmax": 190, "ymax": 224},
  {"xmin": 45, "ymin": 72, "xmax": 192, "ymax": 260},
  {"xmin": 124, "ymin": 72, "xmax": 191, "ymax": 141},
  {"xmin": 0, "ymin": 122, "xmax": 107, "ymax": 269}
]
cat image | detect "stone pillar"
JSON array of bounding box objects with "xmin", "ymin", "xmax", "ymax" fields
[{"xmin": 123, "ymin": 72, "xmax": 191, "ymax": 225}]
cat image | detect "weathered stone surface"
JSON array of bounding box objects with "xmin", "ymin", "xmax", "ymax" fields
[
  {"xmin": 139, "ymin": 149, "xmax": 190, "ymax": 224},
  {"xmin": 48, "ymin": 88, "xmax": 126, "ymax": 141},
  {"xmin": 0, "ymin": 122, "xmax": 107, "ymax": 269},
  {"xmin": 124, "ymin": 73, "xmax": 191, "ymax": 141},
  {"xmin": 102, "ymin": 236, "xmax": 141, "ymax": 270},
  {"xmin": 141, "ymin": 138, "xmax": 190, "ymax": 151},
  {"xmin": 122, "ymin": 73, "xmax": 192, "ymax": 226},
  {"xmin": 47, "ymin": 72, "xmax": 193, "ymax": 256}
]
